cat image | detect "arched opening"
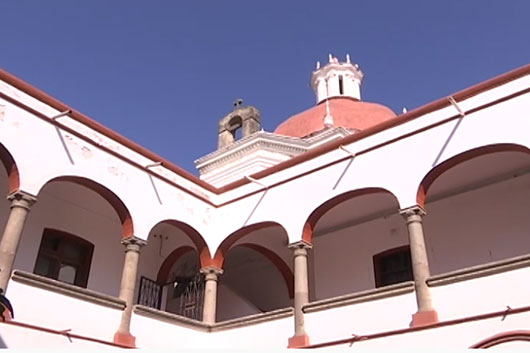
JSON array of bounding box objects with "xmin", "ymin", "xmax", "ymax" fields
[
  {"xmin": 0, "ymin": 143, "xmax": 19, "ymax": 194},
  {"xmin": 228, "ymin": 116, "xmax": 243, "ymax": 141},
  {"xmin": 137, "ymin": 220, "xmax": 210, "ymax": 320},
  {"xmin": 213, "ymin": 222, "xmax": 293, "ymax": 321},
  {"xmin": 0, "ymin": 143, "xmax": 18, "ymax": 244},
  {"xmin": 418, "ymin": 144, "xmax": 530, "ymax": 274},
  {"xmin": 303, "ymin": 188, "xmax": 404, "ymax": 300},
  {"xmin": 16, "ymin": 177, "xmax": 133, "ymax": 296}
]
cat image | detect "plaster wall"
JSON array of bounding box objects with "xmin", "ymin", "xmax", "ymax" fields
[
  {"xmin": 424, "ymin": 173, "xmax": 530, "ymax": 275},
  {"xmin": 431, "ymin": 265, "xmax": 530, "ymax": 321},
  {"xmin": 312, "ymin": 213, "xmax": 408, "ymax": 299},
  {"xmin": 131, "ymin": 311, "xmax": 293, "ymax": 349},
  {"xmin": 217, "ymin": 283, "xmax": 260, "ymax": 320},
  {"xmin": 304, "ymin": 291, "xmax": 417, "ymax": 344},
  {"xmin": 0, "ymin": 323, "xmax": 123, "ymax": 349},
  {"xmin": 312, "ymin": 311, "xmax": 530, "ymax": 349},
  {"xmin": 7, "ymin": 280, "xmax": 123, "ymax": 342}
]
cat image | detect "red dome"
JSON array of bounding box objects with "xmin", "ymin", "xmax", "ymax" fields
[{"xmin": 274, "ymin": 97, "xmax": 396, "ymax": 138}]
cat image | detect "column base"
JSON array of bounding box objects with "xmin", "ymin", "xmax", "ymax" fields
[
  {"xmin": 410, "ymin": 310, "xmax": 438, "ymax": 327},
  {"xmin": 288, "ymin": 334, "xmax": 310, "ymax": 348},
  {"xmin": 113, "ymin": 331, "xmax": 136, "ymax": 348}
]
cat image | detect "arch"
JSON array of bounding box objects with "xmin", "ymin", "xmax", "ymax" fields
[
  {"xmin": 39, "ymin": 176, "xmax": 134, "ymax": 238},
  {"xmin": 237, "ymin": 243, "xmax": 294, "ymax": 299},
  {"xmin": 416, "ymin": 143, "xmax": 530, "ymax": 207},
  {"xmin": 302, "ymin": 187, "xmax": 399, "ymax": 244},
  {"xmin": 213, "ymin": 221, "xmax": 287, "ymax": 269},
  {"xmin": 0, "ymin": 143, "xmax": 20, "ymax": 193},
  {"xmin": 151, "ymin": 219, "xmax": 212, "ymax": 268},
  {"xmin": 156, "ymin": 245, "xmax": 195, "ymax": 285},
  {"xmin": 469, "ymin": 330, "xmax": 530, "ymax": 348}
]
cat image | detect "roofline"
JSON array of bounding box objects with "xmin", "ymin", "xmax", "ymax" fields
[
  {"xmin": 217, "ymin": 63, "xmax": 530, "ymax": 192},
  {"xmin": 1, "ymin": 63, "xmax": 529, "ymax": 197},
  {"xmin": 0, "ymin": 68, "xmax": 218, "ymax": 193}
]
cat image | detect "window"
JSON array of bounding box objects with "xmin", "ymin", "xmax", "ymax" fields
[
  {"xmin": 373, "ymin": 245, "xmax": 413, "ymax": 288},
  {"xmin": 338, "ymin": 75, "xmax": 344, "ymax": 95},
  {"xmin": 33, "ymin": 229, "xmax": 94, "ymax": 288}
]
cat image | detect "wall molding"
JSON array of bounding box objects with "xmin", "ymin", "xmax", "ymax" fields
[
  {"xmin": 11, "ymin": 270, "xmax": 125, "ymax": 310},
  {"xmin": 133, "ymin": 305, "xmax": 293, "ymax": 332},
  {"xmin": 428, "ymin": 253, "xmax": 530, "ymax": 287},
  {"xmin": 303, "ymin": 281, "xmax": 414, "ymax": 314}
]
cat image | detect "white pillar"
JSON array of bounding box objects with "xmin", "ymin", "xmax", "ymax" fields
[
  {"xmin": 201, "ymin": 266, "xmax": 223, "ymax": 324},
  {"xmin": 288, "ymin": 240, "xmax": 312, "ymax": 348},
  {"xmin": 114, "ymin": 236, "xmax": 146, "ymax": 347},
  {"xmin": 0, "ymin": 191, "xmax": 37, "ymax": 292},
  {"xmin": 400, "ymin": 206, "xmax": 438, "ymax": 326}
]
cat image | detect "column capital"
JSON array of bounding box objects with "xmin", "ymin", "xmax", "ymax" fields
[
  {"xmin": 200, "ymin": 266, "xmax": 223, "ymax": 277},
  {"xmin": 7, "ymin": 191, "xmax": 37, "ymax": 210},
  {"xmin": 121, "ymin": 236, "xmax": 147, "ymax": 251},
  {"xmin": 288, "ymin": 240, "xmax": 313, "ymax": 251},
  {"xmin": 399, "ymin": 205, "xmax": 426, "ymax": 218},
  {"xmin": 200, "ymin": 266, "xmax": 223, "ymax": 282}
]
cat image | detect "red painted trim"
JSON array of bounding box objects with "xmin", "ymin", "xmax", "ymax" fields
[
  {"xmin": 302, "ymin": 188, "xmax": 398, "ymax": 243},
  {"xmin": 288, "ymin": 334, "xmax": 310, "ymax": 348},
  {"xmin": 0, "ymin": 64, "xmax": 529, "ymax": 199},
  {"xmin": 410, "ymin": 310, "xmax": 439, "ymax": 327},
  {"xmin": 0, "ymin": 319, "xmax": 133, "ymax": 348},
  {"xmin": 152, "ymin": 220, "xmax": 212, "ymax": 268},
  {"xmin": 469, "ymin": 330, "xmax": 530, "ymax": 348},
  {"xmin": 43, "ymin": 176, "xmax": 134, "ymax": 238},
  {"xmin": 113, "ymin": 331, "xmax": 136, "ymax": 348},
  {"xmin": 212, "ymin": 222, "xmax": 287, "ymax": 268},
  {"xmin": 238, "ymin": 243, "xmax": 294, "ymax": 299},
  {"xmin": 304, "ymin": 304, "xmax": 530, "ymax": 349},
  {"xmin": 156, "ymin": 246, "xmax": 194, "ymax": 284},
  {"xmin": 416, "ymin": 143, "xmax": 530, "ymax": 207},
  {"xmin": 0, "ymin": 143, "xmax": 20, "ymax": 194}
]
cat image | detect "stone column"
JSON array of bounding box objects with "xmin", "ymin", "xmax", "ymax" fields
[
  {"xmin": 288, "ymin": 240, "xmax": 312, "ymax": 348},
  {"xmin": 114, "ymin": 236, "xmax": 146, "ymax": 347},
  {"xmin": 400, "ymin": 206, "xmax": 438, "ymax": 327},
  {"xmin": 200, "ymin": 266, "xmax": 223, "ymax": 324},
  {"xmin": 0, "ymin": 191, "xmax": 37, "ymax": 292}
]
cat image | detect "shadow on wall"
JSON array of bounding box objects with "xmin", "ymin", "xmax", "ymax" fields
[{"xmin": 0, "ymin": 333, "xmax": 7, "ymax": 348}]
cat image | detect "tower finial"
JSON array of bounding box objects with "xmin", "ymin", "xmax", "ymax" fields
[
  {"xmin": 346, "ymin": 54, "xmax": 351, "ymax": 63},
  {"xmin": 316, "ymin": 61, "xmax": 320, "ymax": 69},
  {"xmin": 328, "ymin": 53, "xmax": 333, "ymax": 63}
]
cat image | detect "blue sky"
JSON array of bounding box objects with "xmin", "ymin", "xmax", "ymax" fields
[{"xmin": 1, "ymin": 1, "xmax": 529, "ymax": 174}]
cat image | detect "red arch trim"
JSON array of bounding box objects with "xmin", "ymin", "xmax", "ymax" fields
[
  {"xmin": 0, "ymin": 144, "xmax": 20, "ymax": 193},
  {"xmin": 416, "ymin": 143, "xmax": 530, "ymax": 207},
  {"xmin": 469, "ymin": 330, "xmax": 530, "ymax": 348},
  {"xmin": 154, "ymin": 220, "xmax": 212, "ymax": 268},
  {"xmin": 238, "ymin": 243, "xmax": 294, "ymax": 299},
  {"xmin": 302, "ymin": 188, "xmax": 398, "ymax": 243},
  {"xmin": 43, "ymin": 176, "xmax": 134, "ymax": 238},
  {"xmin": 156, "ymin": 246, "xmax": 195, "ymax": 285},
  {"xmin": 212, "ymin": 222, "xmax": 287, "ymax": 269}
]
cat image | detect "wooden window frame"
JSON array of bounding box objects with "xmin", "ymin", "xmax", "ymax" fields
[
  {"xmin": 373, "ymin": 245, "xmax": 413, "ymax": 288},
  {"xmin": 33, "ymin": 228, "xmax": 94, "ymax": 288}
]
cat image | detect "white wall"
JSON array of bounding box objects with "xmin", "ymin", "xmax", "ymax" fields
[
  {"xmin": 424, "ymin": 173, "xmax": 530, "ymax": 275},
  {"xmin": 7, "ymin": 280, "xmax": 123, "ymax": 342},
  {"xmin": 305, "ymin": 291, "xmax": 417, "ymax": 344},
  {"xmin": 312, "ymin": 212, "xmax": 408, "ymax": 299},
  {"xmin": 217, "ymin": 283, "xmax": 260, "ymax": 320}
]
